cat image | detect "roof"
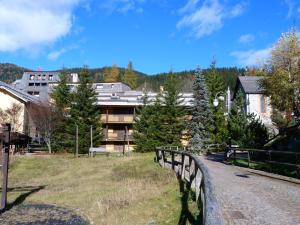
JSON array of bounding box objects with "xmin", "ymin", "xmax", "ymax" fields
[
  {"xmin": 96, "ymin": 92, "xmax": 193, "ymax": 106},
  {"xmin": 0, "ymin": 81, "xmax": 40, "ymax": 104},
  {"xmin": 94, "ymin": 82, "xmax": 131, "ymax": 93},
  {"xmin": 238, "ymin": 76, "xmax": 265, "ymax": 94}
]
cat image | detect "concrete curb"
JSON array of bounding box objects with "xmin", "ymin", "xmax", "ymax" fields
[{"xmin": 235, "ymin": 165, "xmax": 300, "ymax": 185}]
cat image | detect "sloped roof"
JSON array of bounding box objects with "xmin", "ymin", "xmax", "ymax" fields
[
  {"xmin": 238, "ymin": 76, "xmax": 264, "ymax": 94},
  {"xmin": 94, "ymin": 82, "xmax": 131, "ymax": 93},
  {"xmin": 0, "ymin": 81, "xmax": 40, "ymax": 104}
]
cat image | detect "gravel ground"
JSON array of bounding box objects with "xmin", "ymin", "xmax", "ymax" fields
[
  {"xmin": 0, "ymin": 204, "xmax": 88, "ymax": 225},
  {"xmin": 201, "ymin": 155, "xmax": 300, "ymax": 225}
]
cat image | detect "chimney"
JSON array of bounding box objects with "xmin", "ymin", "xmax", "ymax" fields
[{"xmin": 71, "ymin": 73, "xmax": 79, "ymax": 83}]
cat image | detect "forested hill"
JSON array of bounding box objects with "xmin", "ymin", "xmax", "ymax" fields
[
  {"xmin": 0, "ymin": 63, "xmax": 29, "ymax": 83},
  {"xmin": 0, "ymin": 63, "xmax": 244, "ymax": 91}
]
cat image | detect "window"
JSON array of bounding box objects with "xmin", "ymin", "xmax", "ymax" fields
[
  {"xmin": 42, "ymin": 74, "xmax": 46, "ymax": 80},
  {"xmin": 260, "ymin": 95, "xmax": 266, "ymax": 113},
  {"xmin": 37, "ymin": 74, "xmax": 41, "ymax": 80},
  {"xmin": 29, "ymin": 83, "xmax": 34, "ymax": 86},
  {"xmin": 111, "ymin": 84, "xmax": 114, "ymax": 88},
  {"xmin": 49, "ymin": 75, "xmax": 53, "ymax": 81},
  {"xmin": 41, "ymin": 83, "xmax": 47, "ymax": 86},
  {"xmin": 33, "ymin": 91, "xmax": 39, "ymax": 97},
  {"xmin": 35, "ymin": 83, "xmax": 40, "ymax": 86},
  {"xmin": 97, "ymin": 84, "xmax": 103, "ymax": 89},
  {"xmin": 28, "ymin": 91, "xmax": 33, "ymax": 95},
  {"xmin": 29, "ymin": 74, "xmax": 35, "ymax": 80}
]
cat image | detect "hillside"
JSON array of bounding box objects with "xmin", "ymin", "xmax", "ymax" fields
[
  {"xmin": 0, "ymin": 63, "xmax": 29, "ymax": 83},
  {"xmin": 0, "ymin": 63, "xmax": 244, "ymax": 91}
]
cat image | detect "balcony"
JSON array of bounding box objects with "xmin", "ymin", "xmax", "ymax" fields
[
  {"xmin": 104, "ymin": 131, "xmax": 133, "ymax": 142},
  {"xmin": 101, "ymin": 114, "xmax": 134, "ymax": 124}
]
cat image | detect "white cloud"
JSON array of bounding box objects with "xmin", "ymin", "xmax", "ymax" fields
[
  {"xmin": 177, "ymin": 0, "xmax": 247, "ymax": 38},
  {"xmin": 239, "ymin": 34, "xmax": 255, "ymax": 43},
  {"xmin": 285, "ymin": 0, "xmax": 295, "ymax": 18},
  {"xmin": 0, "ymin": 0, "xmax": 81, "ymax": 52},
  {"xmin": 47, "ymin": 44, "xmax": 79, "ymax": 60},
  {"xmin": 178, "ymin": 0, "xmax": 199, "ymax": 14},
  {"xmin": 229, "ymin": 2, "xmax": 247, "ymax": 17},
  {"xmin": 48, "ymin": 49, "xmax": 67, "ymax": 61},
  {"xmin": 230, "ymin": 48, "xmax": 271, "ymax": 66},
  {"xmin": 99, "ymin": 0, "xmax": 147, "ymax": 14},
  {"xmin": 284, "ymin": 0, "xmax": 300, "ymax": 18}
]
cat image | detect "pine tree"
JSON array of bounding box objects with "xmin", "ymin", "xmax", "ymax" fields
[
  {"xmin": 228, "ymin": 91, "xmax": 249, "ymax": 147},
  {"xmin": 50, "ymin": 70, "xmax": 72, "ymax": 152},
  {"xmin": 69, "ymin": 67, "xmax": 103, "ymax": 154},
  {"xmin": 160, "ymin": 73, "xmax": 187, "ymax": 147},
  {"xmin": 205, "ymin": 61, "xmax": 227, "ymax": 144},
  {"xmin": 124, "ymin": 61, "xmax": 137, "ymax": 89},
  {"xmin": 229, "ymin": 91, "xmax": 269, "ymax": 148},
  {"xmin": 247, "ymin": 114, "xmax": 269, "ymax": 148},
  {"xmin": 133, "ymin": 91, "xmax": 151, "ymax": 152},
  {"xmin": 133, "ymin": 90, "xmax": 163, "ymax": 152},
  {"xmin": 188, "ymin": 68, "xmax": 212, "ymax": 153}
]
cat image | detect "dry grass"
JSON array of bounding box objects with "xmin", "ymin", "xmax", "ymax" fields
[{"xmin": 2, "ymin": 153, "xmax": 182, "ymax": 225}]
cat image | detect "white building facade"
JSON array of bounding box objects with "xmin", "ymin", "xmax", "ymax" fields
[{"xmin": 233, "ymin": 76, "xmax": 274, "ymax": 130}]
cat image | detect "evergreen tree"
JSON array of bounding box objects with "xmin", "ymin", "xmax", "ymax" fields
[
  {"xmin": 124, "ymin": 61, "xmax": 137, "ymax": 89},
  {"xmin": 228, "ymin": 91, "xmax": 269, "ymax": 148},
  {"xmin": 50, "ymin": 70, "xmax": 72, "ymax": 152},
  {"xmin": 188, "ymin": 68, "xmax": 212, "ymax": 153},
  {"xmin": 69, "ymin": 67, "xmax": 103, "ymax": 154},
  {"xmin": 205, "ymin": 61, "xmax": 227, "ymax": 144},
  {"xmin": 247, "ymin": 114, "xmax": 269, "ymax": 148},
  {"xmin": 160, "ymin": 73, "xmax": 187, "ymax": 146},
  {"xmin": 228, "ymin": 91, "xmax": 249, "ymax": 147},
  {"xmin": 133, "ymin": 91, "xmax": 151, "ymax": 152},
  {"xmin": 133, "ymin": 90, "xmax": 164, "ymax": 152}
]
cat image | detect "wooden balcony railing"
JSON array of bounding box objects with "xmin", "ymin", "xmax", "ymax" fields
[
  {"xmin": 155, "ymin": 147, "xmax": 225, "ymax": 225},
  {"xmin": 104, "ymin": 132, "xmax": 133, "ymax": 141},
  {"xmin": 101, "ymin": 114, "xmax": 134, "ymax": 123}
]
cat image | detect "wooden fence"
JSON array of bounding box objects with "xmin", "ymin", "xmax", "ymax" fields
[
  {"xmin": 155, "ymin": 146, "xmax": 225, "ymax": 225},
  {"xmin": 226, "ymin": 147, "xmax": 300, "ymax": 178}
]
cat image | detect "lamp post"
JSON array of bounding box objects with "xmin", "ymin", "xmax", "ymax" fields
[{"xmin": 213, "ymin": 92, "xmax": 225, "ymax": 145}]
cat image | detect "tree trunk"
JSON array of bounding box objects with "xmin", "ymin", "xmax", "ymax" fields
[{"xmin": 46, "ymin": 138, "xmax": 52, "ymax": 154}]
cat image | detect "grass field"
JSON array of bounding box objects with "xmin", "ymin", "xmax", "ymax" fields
[{"xmin": 0, "ymin": 153, "xmax": 198, "ymax": 225}]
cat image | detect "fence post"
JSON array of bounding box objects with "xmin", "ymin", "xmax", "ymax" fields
[
  {"xmin": 268, "ymin": 151, "xmax": 272, "ymax": 173},
  {"xmin": 75, "ymin": 124, "xmax": 79, "ymax": 158},
  {"xmin": 1, "ymin": 123, "xmax": 11, "ymax": 211},
  {"xmin": 234, "ymin": 149, "xmax": 236, "ymax": 163},
  {"xmin": 247, "ymin": 151, "xmax": 250, "ymax": 168},
  {"xmin": 171, "ymin": 152, "xmax": 175, "ymax": 170},
  {"xmin": 162, "ymin": 150, "xmax": 166, "ymax": 167}
]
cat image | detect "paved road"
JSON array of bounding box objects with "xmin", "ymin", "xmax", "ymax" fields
[{"xmin": 201, "ymin": 154, "xmax": 300, "ymax": 225}]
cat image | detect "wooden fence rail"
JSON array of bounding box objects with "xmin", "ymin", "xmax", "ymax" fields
[
  {"xmin": 155, "ymin": 146, "xmax": 225, "ymax": 225},
  {"xmin": 225, "ymin": 147, "xmax": 300, "ymax": 178}
]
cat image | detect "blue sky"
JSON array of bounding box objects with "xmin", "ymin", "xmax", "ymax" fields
[{"xmin": 0, "ymin": 0, "xmax": 299, "ymax": 74}]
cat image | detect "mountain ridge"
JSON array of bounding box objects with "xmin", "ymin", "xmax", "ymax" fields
[{"xmin": 0, "ymin": 63, "xmax": 244, "ymax": 91}]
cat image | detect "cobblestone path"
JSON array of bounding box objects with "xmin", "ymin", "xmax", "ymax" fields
[{"xmin": 201, "ymin": 155, "xmax": 300, "ymax": 225}]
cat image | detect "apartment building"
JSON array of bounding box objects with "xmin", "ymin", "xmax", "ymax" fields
[{"xmin": 13, "ymin": 71, "xmax": 193, "ymax": 152}]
